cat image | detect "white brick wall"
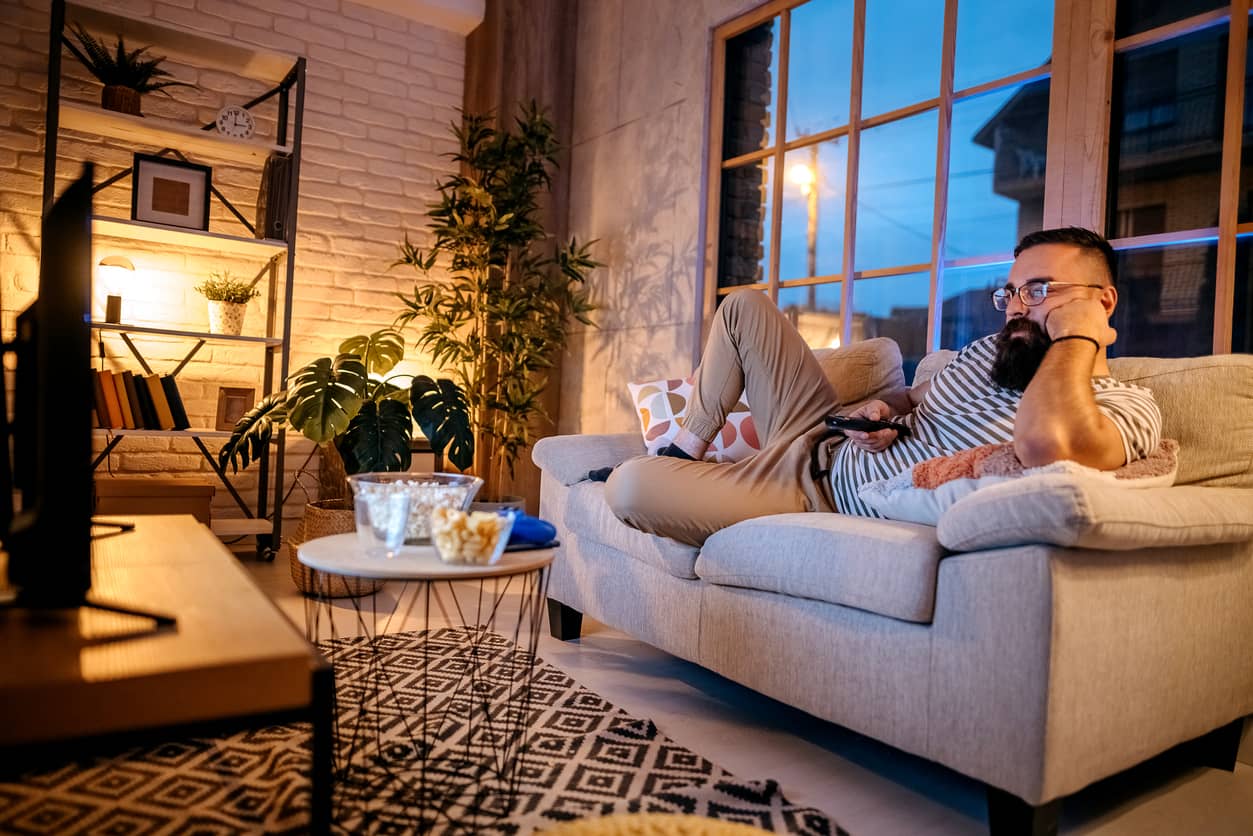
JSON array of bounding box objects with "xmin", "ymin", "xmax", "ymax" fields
[{"xmin": 0, "ymin": 0, "xmax": 464, "ymax": 531}]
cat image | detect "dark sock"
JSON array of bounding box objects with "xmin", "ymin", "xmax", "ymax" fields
[
  {"xmin": 587, "ymin": 466, "xmax": 614, "ymax": 482},
  {"xmin": 658, "ymin": 442, "xmax": 696, "ymax": 461}
]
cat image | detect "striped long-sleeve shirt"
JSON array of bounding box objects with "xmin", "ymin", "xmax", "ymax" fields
[{"xmin": 830, "ymin": 334, "xmax": 1163, "ymax": 518}]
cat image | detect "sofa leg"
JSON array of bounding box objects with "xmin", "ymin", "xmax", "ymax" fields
[
  {"xmin": 1180, "ymin": 716, "xmax": 1245, "ymax": 772},
  {"xmin": 986, "ymin": 787, "xmax": 1060, "ymax": 836},
  {"xmin": 547, "ymin": 598, "xmax": 583, "ymax": 641}
]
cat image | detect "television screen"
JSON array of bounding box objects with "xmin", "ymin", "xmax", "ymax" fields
[{"xmin": 4, "ymin": 166, "xmax": 94, "ymax": 606}]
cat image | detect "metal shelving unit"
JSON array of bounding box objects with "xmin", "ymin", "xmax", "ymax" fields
[{"xmin": 43, "ymin": 0, "xmax": 305, "ymax": 560}]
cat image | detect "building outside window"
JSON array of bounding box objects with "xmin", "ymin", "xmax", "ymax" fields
[{"xmin": 707, "ymin": 0, "xmax": 1253, "ymax": 370}]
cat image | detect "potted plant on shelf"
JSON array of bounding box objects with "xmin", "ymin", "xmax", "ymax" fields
[
  {"xmin": 217, "ymin": 329, "xmax": 432, "ymax": 595},
  {"xmin": 394, "ymin": 101, "xmax": 599, "ymax": 504},
  {"xmin": 64, "ymin": 23, "xmax": 195, "ymax": 116},
  {"xmin": 195, "ymin": 271, "xmax": 260, "ymax": 336}
]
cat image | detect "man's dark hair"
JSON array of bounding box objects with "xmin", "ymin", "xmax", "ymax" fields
[{"xmin": 1014, "ymin": 226, "xmax": 1117, "ymax": 286}]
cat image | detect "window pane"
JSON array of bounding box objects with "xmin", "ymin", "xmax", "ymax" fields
[
  {"xmin": 780, "ymin": 139, "xmax": 847, "ymax": 281},
  {"xmin": 1115, "ymin": 0, "xmax": 1227, "ymax": 41},
  {"xmin": 780, "ymin": 283, "xmax": 843, "ymax": 348},
  {"xmin": 855, "ymin": 110, "xmax": 938, "ymax": 271},
  {"xmin": 946, "ymin": 81, "xmax": 1049, "ymax": 259},
  {"xmin": 954, "ymin": 0, "xmax": 1053, "ymax": 92},
  {"xmin": 723, "ymin": 19, "xmax": 780, "ymax": 159},
  {"xmin": 1110, "ymin": 243, "xmax": 1216, "ymax": 357},
  {"xmin": 718, "ymin": 160, "xmax": 774, "ymax": 289},
  {"xmin": 1232, "ymin": 239, "xmax": 1253, "ymax": 353},
  {"xmin": 862, "ymin": 0, "xmax": 944, "ymax": 118},
  {"xmin": 1107, "ymin": 26, "xmax": 1226, "ymax": 238},
  {"xmin": 853, "ymin": 271, "xmax": 930, "ymax": 381},
  {"xmin": 786, "ymin": 0, "xmax": 854, "ymax": 139},
  {"xmin": 940, "ymin": 262, "xmax": 1011, "ymax": 350}
]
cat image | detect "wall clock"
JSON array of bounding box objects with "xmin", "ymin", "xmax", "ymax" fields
[{"xmin": 216, "ymin": 105, "xmax": 255, "ymax": 140}]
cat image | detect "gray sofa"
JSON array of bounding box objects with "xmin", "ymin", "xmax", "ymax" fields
[{"xmin": 532, "ymin": 343, "xmax": 1253, "ymax": 835}]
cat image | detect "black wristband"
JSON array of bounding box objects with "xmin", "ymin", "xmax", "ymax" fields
[{"xmin": 1051, "ymin": 334, "xmax": 1101, "ymax": 351}]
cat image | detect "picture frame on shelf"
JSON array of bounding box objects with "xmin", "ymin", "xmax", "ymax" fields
[
  {"xmin": 132, "ymin": 153, "xmax": 211, "ymax": 230},
  {"xmin": 216, "ymin": 386, "xmax": 256, "ymax": 432}
]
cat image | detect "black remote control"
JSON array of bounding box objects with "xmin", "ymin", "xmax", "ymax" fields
[{"xmin": 824, "ymin": 415, "xmax": 912, "ymax": 437}]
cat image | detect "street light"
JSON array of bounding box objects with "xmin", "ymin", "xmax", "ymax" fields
[{"xmin": 787, "ymin": 144, "xmax": 820, "ymax": 309}]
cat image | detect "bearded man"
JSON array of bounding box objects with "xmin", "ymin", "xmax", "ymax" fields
[{"xmin": 604, "ymin": 227, "xmax": 1163, "ymax": 546}]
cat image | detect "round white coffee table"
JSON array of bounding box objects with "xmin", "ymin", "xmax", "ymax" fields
[{"xmin": 297, "ymin": 533, "xmax": 555, "ymax": 832}]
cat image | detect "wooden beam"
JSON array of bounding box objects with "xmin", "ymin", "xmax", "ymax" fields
[
  {"xmin": 839, "ymin": 0, "xmax": 866, "ymax": 347},
  {"xmin": 1214, "ymin": 0, "xmax": 1248, "ymax": 354},
  {"xmin": 927, "ymin": 0, "xmax": 958, "ymax": 352}
]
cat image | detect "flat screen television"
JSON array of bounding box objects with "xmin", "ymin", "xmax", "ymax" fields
[
  {"xmin": 3, "ymin": 167, "xmax": 94, "ymax": 607},
  {"xmin": 2, "ymin": 166, "xmax": 171, "ymax": 624}
]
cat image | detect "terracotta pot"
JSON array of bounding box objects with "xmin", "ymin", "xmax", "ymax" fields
[
  {"xmin": 101, "ymin": 85, "xmax": 141, "ymax": 115},
  {"xmin": 287, "ymin": 498, "xmax": 385, "ymax": 598}
]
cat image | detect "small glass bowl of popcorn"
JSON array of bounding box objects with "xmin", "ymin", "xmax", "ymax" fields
[{"xmin": 429, "ymin": 508, "xmax": 516, "ymax": 565}]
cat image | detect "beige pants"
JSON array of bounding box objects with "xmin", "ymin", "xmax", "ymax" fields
[{"xmin": 606, "ymin": 290, "xmax": 845, "ymax": 546}]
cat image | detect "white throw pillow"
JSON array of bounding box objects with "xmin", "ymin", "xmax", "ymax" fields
[{"xmin": 858, "ymin": 445, "xmax": 1179, "ymax": 527}]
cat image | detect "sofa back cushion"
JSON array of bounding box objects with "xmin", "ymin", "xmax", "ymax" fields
[
  {"xmin": 813, "ymin": 337, "xmax": 907, "ymax": 412},
  {"xmin": 1109, "ymin": 353, "xmax": 1253, "ymax": 488}
]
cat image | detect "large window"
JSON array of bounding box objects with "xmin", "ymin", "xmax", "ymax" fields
[
  {"xmin": 709, "ymin": 0, "xmax": 1053, "ymax": 380},
  {"xmin": 707, "ymin": 0, "xmax": 1253, "ymax": 363}
]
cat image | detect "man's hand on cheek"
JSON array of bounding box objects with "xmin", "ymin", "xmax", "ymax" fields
[{"xmin": 1044, "ymin": 297, "xmax": 1117, "ymax": 346}]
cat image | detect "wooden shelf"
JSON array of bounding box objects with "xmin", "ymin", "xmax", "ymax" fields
[
  {"xmin": 91, "ymin": 321, "xmax": 283, "ymax": 346},
  {"xmin": 211, "ymin": 518, "xmax": 273, "ymax": 537},
  {"xmin": 92, "ymin": 215, "xmax": 287, "ymax": 258},
  {"xmin": 67, "ymin": 1, "xmax": 298, "ymax": 84},
  {"xmin": 61, "ymin": 102, "xmax": 289, "ymax": 165},
  {"xmin": 95, "ymin": 428, "xmax": 232, "ymax": 438}
]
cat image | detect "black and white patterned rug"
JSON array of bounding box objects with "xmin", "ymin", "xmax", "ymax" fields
[{"xmin": 0, "ymin": 628, "xmax": 845, "ymax": 835}]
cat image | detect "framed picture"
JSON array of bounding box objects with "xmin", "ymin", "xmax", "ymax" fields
[
  {"xmin": 132, "ymin": 153, "xmax": 211, "ymax": 230},
  {"xmin": 215, "ymin": 386, "xmax": 256, "ymax": 432}
]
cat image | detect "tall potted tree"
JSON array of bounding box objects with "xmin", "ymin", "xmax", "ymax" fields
[{"xmin": 397, "ymin": 102, "xmax": 598, "ymax": 502}]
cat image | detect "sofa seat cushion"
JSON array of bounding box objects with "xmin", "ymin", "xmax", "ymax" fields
[
  {"xmin": 564, "ymin": 481, "xmax": 700, "ymax": 578},
  {"xmin": 696, "ymin": 513, "xmax": 945, "ymax": 623}
]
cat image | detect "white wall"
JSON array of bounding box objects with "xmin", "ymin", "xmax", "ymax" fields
[
  {"xmin": 0, "ymin": 0, "xmax": 465, "ymax": 524},
  {"xmin": 559, "ymin": 0, "xmax": 764, "ymax": 435}
]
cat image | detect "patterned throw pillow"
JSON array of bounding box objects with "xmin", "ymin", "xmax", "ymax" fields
[{"xmin": 626, "ymin": 377, "xmax": 760, "ymax": 463}]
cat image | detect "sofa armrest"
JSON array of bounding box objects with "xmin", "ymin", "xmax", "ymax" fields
[
  {"xmin": 532, "ymin": 433, "xmax": 645, "ymax": 486},
  {"xmin": 937, "ymin": 480, "xmax": 1253, "ymax": 552}
]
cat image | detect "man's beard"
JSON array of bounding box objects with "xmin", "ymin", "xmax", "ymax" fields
[{"xmin": 990, "ymin": 317, "xmax": 1051, "ymax": 391}]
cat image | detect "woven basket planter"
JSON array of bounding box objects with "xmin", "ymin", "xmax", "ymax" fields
[
  {"xmin": 287, "ymin": 498, "xmax": 385, "ymax": 598},
  {"xmin": 101, "ymin": 85, "xmax": 141, "ymax": 115}
]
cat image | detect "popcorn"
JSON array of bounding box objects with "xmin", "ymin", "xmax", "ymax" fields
[{"xmin": 430, "ymin": 508, "xmax": 511, "ymax": 565}]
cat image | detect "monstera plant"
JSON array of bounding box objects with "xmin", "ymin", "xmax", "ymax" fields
[{"xmin": 217, "ymin": 329, "xmax": 460, "ymax": 494}]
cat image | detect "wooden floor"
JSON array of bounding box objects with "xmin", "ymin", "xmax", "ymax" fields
[{"xmin": 245, "ymin": 553, "xmax": 1253, "ymax": 836}]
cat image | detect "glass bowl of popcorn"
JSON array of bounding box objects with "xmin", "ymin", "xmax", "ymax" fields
[
  {"xmin": 347, "ymin": 472, "xmax": 483, "ymax": 545},
  {"xmin": 429, "ymin": 508, "xmax": 516, "ymax": 565}
]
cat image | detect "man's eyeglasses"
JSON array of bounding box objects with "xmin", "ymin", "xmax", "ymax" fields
[{"xmin": 991, "ymin": 280, "xmax": 1105, "ymax": 312}]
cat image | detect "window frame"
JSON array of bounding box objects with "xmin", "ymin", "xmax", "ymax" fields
[{"xmin": 701, "ymin": 0, "xmax": 1251, "ymax": 358}]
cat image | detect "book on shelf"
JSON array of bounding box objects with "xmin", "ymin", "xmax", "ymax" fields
[
  {"xmin": 121, "ymin": 371, "xmax": 147, "ymax": 429},
  {"xmin": 143, "ymin": 374, "xmax": 177, "ymax": 431},
  {"xmin": 111, "ymin": 370, "xmax": 135, "ymax": 429},
  {"xmin": 97, "ymin": 370, "xmax": 124, "ymax": 429},
  {"xmin": 90, "ymin": 369, "xmax": 111, "ymax": 429},
  {"xmin": 160, "ymin": 376, "xmax": 191, "ymax": 431},
  {"xmin": 130, "ymin": 372, "xmax": 158, "ymax": 429}
]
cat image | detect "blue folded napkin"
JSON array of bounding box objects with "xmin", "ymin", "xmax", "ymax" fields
[{"xmin": 502, "ymin": 511, "xmax": 557, "ymax": 548}]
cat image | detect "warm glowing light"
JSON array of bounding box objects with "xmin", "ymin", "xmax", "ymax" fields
[
  {"xmin": 787, "ymin": 163, "xmax": 815, "ymax": 196},
  {"xmin": 827, "ymin": 335, "xmax": 842, "ymax": 349}
]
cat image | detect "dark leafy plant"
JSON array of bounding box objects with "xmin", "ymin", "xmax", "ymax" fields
[
  {"xmin": 216, "ymin": 329, "xmax": 456, "ymax": 479},
  {"xmin": 394, "ymin": 101, "xmax": 599, "ymax": 495},
  {"xmin": 65, "ymin": 23, "xmax": 195, "ymax": 95}
]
